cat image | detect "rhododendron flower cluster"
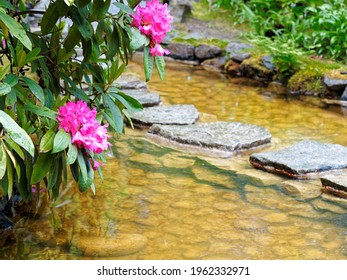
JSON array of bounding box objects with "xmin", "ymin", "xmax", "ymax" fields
[
  {"xmin": 131, "ymin": 0, "xmax": 173, "ymax": 56},
  {"xmin": 57, "ymin": 101, "xmax": 111, "ymax": 167}
]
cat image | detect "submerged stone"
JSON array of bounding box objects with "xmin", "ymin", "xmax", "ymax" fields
[
  {"xmin": 321, "ymin": 173, "xmax": 347, "ymax": 199},
  {"xmin": 116, "ymin": 74, "xmax": 147, "ymax": 89},
  {"xmin": 130, "ymin": 104, "xmax": 199, "ymax": 128},
  {"xmin": 122, "ymin": 88, "xmax": 161, "ymax": 107},
  {"xmin": 148, "ymin": 121, "xmax": 271, "ymax": 153},
  {"xmin": 250, "ymin": 140, "xmax": 347, "ymax": 179},
  {"xmin": 71, "ymin": 234, "xmax": 148, "ymax": 257}
]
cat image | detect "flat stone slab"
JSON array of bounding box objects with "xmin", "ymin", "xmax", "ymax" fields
[
  {"xmin": 321, "ymin": 173, "xmax": 347, "ymax": 199},
  {"xmin": 250, "ymin": 140, "xmax": 347, "ymax": 179},
  {"xmin": 117, "ymin": 74, "xmax": 147, "ymax": 89},
  {"xmin": 122, "ymin": 88, "xmax": 161, "ymax": 107},
  {"xmin": 130, "ymin": 104, "xmax": 199, "ymax": 127},
  {"xmin": 148, "ymin": 121, "xmax": 272, "ymax": 153}
]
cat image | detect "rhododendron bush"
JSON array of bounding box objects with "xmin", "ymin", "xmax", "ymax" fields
[{"xmin": 0, "ymin": 0, "xmax": 171, "ymax": 201}]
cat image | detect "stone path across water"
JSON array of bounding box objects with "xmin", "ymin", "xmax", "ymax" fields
[
  {"xmin": 148, "ymin": 122, "xmax": 272, "ymax": 153},
  {"xmin": 122, "ymin": 88, "xmax": 161, "ymax": 107},
  {"xmin": 250, "ymin": 140, "xmax": 347, "ymax": 179}
]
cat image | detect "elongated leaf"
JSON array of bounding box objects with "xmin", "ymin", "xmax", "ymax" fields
[
  {"xmin": 23, "ymin": 104, "xmax": 57, "ymax": 120},
  {"xmin": 106, "ymin": 26, "xmax": 120, "ymax": 60},
  {"xmin": 3, "ymin": 143, "xmax": 20, "ymax": 180},
  {"xmin": 91, "ymin": 0, "xmax": 111, "ymax": 21},
  {"xmin": 143, "ymin": 46, "xmax": 153, "ymax": 82},
  {"xmin": 13, "ymin": 152, "xmax": 30, "ymax": 200},
  {"xmin": 154, "ymin": 55, "xmax": 165, "ymax": 80},
  {"xmin": 6, "ymin": 152, "xmax": 13, "ymax": 198},
  {"xmin": 0, "ymin": 110, "xmax": 34, "ymax": 156},
  {"xmin": 0, "ymin": 64, "xmax": 10, "ymax": 80},
  {"xmin": 0, "ymin": 0, "xmax": 14, "ymax": 10},
  {"xmin": 21, "ymin": 77, "xmax": 45, "ymax": 104},
  {"xmin": 4, "ymin": 74, "xmax": 18, "ymax": 87},
  {"xmin": 103, "ymin": 94, "xmax": 123, "ymax": 133},
  {"xmin": 130, "ymin": 27, "xmax": 149, "ymax": 51},
  {"xmin": 41, "ymin": 1, "xmax": 61, "ymax": 34},
  {"xmin": 0, "ymin": 11, "xmax": 32, "ymax": 50},
  {"xmin": 40, "ymin": 129, "xmax": 56, "ymax": 153},
  {"xmin": 52, "ymin": 129, "xmax": 71, "ymax": 153},
  {"xmin": 112, "ymin": 91, "xmax": 143, "ymax": 113},
  {"xmin": 77, "ymin": 150, "xmax": 92, "ymax": 192},
  {"xmin": 47, "ymin": 161, "xmax": 59, "ymax": 190},
  {"xmin": 0, "ymin": 82, "xmax": 11, "ymax": 96},
  {"xmin": 69, "ymin": 7, "xmax": 92, "ymax": 40},
  {"xmin": 24, "ymin": 48, "xmax": 43, "ymax": 65},
  {"xmin": 4, "ymin": 135, "xmax": 25, "ymax": 160},
  {"xmin": 63, "ymin": 25, "xmax": 81, "ymax": 51},
  {"xmin": 0, "ymin": 144, "xmax": 6, "ymax": 180},
  {"xmin": 66, "ymin": 142, "xmax": 78, "ymax": 164},
  {"xmin": 30, "ymin": 152, "xmax": 54, "ymax": 184},
  {"xmin": 113, "ymin": 2, "xmax": 134, "ymax": 14}
]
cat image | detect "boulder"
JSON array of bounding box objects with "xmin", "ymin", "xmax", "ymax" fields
[
  {"xmin": 250, "ymin": 140, "xmax": 347, "ymax": 179},
  {"xmin": 264, "ymin": 81, "xmax": 289, "ymax": 95},
  {"xmin": 201, "ymin": 56, "xmax": 227, "ymax": 72},
  {"xmin": 324, "ymin": 70, "xmax": 347, "ymax": 91},
  {"xmin": 226, "ymin": 41, "xmax": 253, "ymax": 55},
  {"xmin": 262, "ymin": 55, "xmax": 276, "ymax": 71},
  {"xmin": 166, "ymin": 42, "xmax": 195, "ymax": 60},
  {"xmin": 130, "ymin": 104, "xmax": 199, "ymax": 128},
  {"xmin": 148, "ymin": 121, "xmax": 272, "ymax": 153},
  {"xmin": 341, "ymin": 86, "xmax": 347, "ymax": 101},
  {"xmin": 122, "ymin": 88, "xmax": 161, "ymax": 107},
  {"xmin": 194, "ymin": 44, "xmax": 222, "ymax": 60},
  {"xmin": 71, "ymin": 234, "xmax": 148, "ymax": 257},
  {"xmin": 230, "ymin": 52, "xmax": 251, "ymax": 63},
  {"xmin": 116, "ymin": 74, "xmax": 147, "ymax": 89}
]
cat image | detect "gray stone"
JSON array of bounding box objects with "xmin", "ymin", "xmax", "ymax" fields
[
  {"xmin": 250, "ymin": 140, "xmax": 347, "ymax": 179},
  {"xmin": 148, "ymin": 122, "xmax": 272, "ymax": 152},
  {"xmin": 194, "ymin": 44, "xmax": 222, "ymax": 60},
  {"xmin": 341, "ymin": 86, "xmax": 347, "ymax": 101},
  {"xmin": 230, "ymin": 52, "xmax": 251, "ymax": 63},
  {"xmin": 324, "ymin": 75, "xmax": 347, "ymax": 91},
  {"xmin": 201, "ymin": 56, "xmax": 227, "ymax": 72},
  {"xmin": 262, "ymin": 55, "xmax": 276, "ymax": 71},
  {"xmin": 166, "ymin": 42, "xmax": 195, "ymax": 60},
  {"xmin": 130, "ymin": 104, "xmax": 199, "ymax": 127},
  {"xmin": 117, "ymin": 74, "xmax": 147, "ymax": 89},
  {"xmin": 321, "ymin": 173, "xmax": 347, "ymax": 199},
  {"xmin": 226, "ymin": 41, "xmax": 253, "ymax": 55},
  {"xmin": 122, "ymin": 89, "xmax": 161, "ymax": 107},
  {"xmin": 265, "ymin": 81, "xmax": 289, "ymax": 95},
  {"xmin": 71, "ymin": 234, "xmax": 148, "ymax": 257}
]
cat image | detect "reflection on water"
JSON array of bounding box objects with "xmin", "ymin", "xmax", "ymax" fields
[{"xmin": 1, "ymin": 61, "xmax": 347, "ymax": 260}]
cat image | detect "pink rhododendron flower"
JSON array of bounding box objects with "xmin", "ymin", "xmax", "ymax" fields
[
  {"xmin": 57, "ymin": 101, "xmax": 111, "ymax": 154},
  {"xmin": 91, "ymin": 159, "xmax": 104, "ymax": 171},
  {"xmin": 131, "ymin": 0, "xmax": 173, "ymax": 56},
  {"xmin": 150, "ymin": 43, "xmax": 170, "ymax": 56}
]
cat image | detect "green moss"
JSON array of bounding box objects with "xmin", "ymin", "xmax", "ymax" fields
[{"xmin": 171, "ymin": 37, "xmax": 229, "ymax": 49}]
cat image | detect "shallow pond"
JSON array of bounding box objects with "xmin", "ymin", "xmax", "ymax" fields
[{"xmin": 1, "ymin": 60, "xmax": 347, "ymax": 260}]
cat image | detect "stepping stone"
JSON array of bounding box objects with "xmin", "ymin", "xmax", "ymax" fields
[
  {"xmin": 130, "ymin": 104, "xmax": 199, "ymax": 128},
  {"xmin": 250, "ymin": 140, "xmax": 347, "ymax": 179},
  {"xmin": 148, "ymin": 121, "xmax": 271, "ymax": 153},
  {"xmin": 122, "ymin": 88, "xmax": 161, "ymax": 107},
  {"xmin": 116, "ymin": 74, "xmax": 147, "ymax": 89},
  {"xmin": 321, "ymin": 173, "xmax": 347, "ymax": 199}
]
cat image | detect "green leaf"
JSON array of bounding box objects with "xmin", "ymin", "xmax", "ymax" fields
[
  {"xmin": 21, "ymin": 77, "xmax": 45, "ymax": 104},
  {"xmin": 66, "ymin": 142, "xmax": 78, "ymax": 165},
  {"xmin": 130, "ymin": 27, "xmax": 149, "ymax": 51},
  {"xmin": 16, "ymin": 49, "xmax": 26, "ymax": 69},
  {"xmin": 41, "ymin": 1, "xmax": 62, "ymax": 34},
  {"xmin": 24, "ymin": 48, "xmax": 43, "ymax": 65},
  {"xmin": 40, "ymin": 129, "xmax": 56, "ymax": 153},
  {"xmin": 23, "ymin": 104, "xmax": 57, "ymax": 120},
  {"xmin": 113, "ymin": 2, "xmax": 135, "ymax": 14},
  {"xmin": 77, "ymin": 150, "xmax": 92, "ymax": 192},
  {"xmin": 112, "ymin": 91, "xmax": 143, "ymax": 113},
  {"xmin": 155, "ymin": 55, "xmax": 165, "ymax": 80},
  {"xmin": 143, "ymin": 46, "xmax": 153, "ymax": 82},
  {"xmin": 0, "ymin": 10, "xmax": 32, "ymax": 50},
  {"xmin": 0, "ymin": 144, "xmax": 6, "ymax": 180},
  {"xmin": 63, "ymin": 25, "xmax": 81, "ymax": 51},
  {"xmin": 103, "ymin": 94, "xmax": 123, "ymax": 133},
  {"xmin": 52, "ymin": 129, "xmax": 71, "ymax": 153},
  {"xmin": 91, "ymin": 0, "xmax": 111, "ymax": 21},
  {"xmin": 0, "ymin": 82, "xmax": 11, "ymax": 96},
  {"xmin": 4, "ymin": 74, "xmax": 18, "ymax": 87},
  {"xmin": 0, "ymin": 64, "xmax": 10, "ymax": 80},
  {"xmin": 30, "ymin": 153, "xmax": 54, "ymax": 184},
  {"xmin": 0, "ymin": 0, "xmax": 14, "ymax": 10},
  {"xmin": 106, "ymin": 26, "xmax": 120, "ymax": 60},
  {"xmin": 47, "ymin": 161, "xmax": 59, "ymax": 190},
  {"xmin": 6, "ymin": 151, "xmax": 13, "ymax": 198},
  {"xmin": 4, "ymin": 135, "xmax": 25, "ymax": 160},
  {"xmin": 69, "ymin": 6, "xmax": 92, "ymax": 40},
  {"xmin": 0, "ymin": 110, "xmax": 35, "ymax": 157}
]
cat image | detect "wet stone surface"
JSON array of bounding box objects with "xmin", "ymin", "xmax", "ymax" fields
[
  {"xmin": 148, "ymin": 122, "xmax": 271, "ymax": 153},
  {"xmin": 321, "ymin": 173, "xmax": 347, "ymax": 199},
  {"xmin": 130, "ymin": 104, "xmax": 199, "ymax": 128},
  {"xmin": 116, "ymin": 74, "xmax": 147, "ymax": 89},
  {"xmin": 250, "ymin": 140, "xmax": 347, "ymax": 178},
  {"xmin": 122, "ymin": 88, "xmax": 161, "ymax": 107}
]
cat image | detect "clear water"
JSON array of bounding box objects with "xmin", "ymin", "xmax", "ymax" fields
[{"xmin": 1, "ymin": 60, "xmax": 347, "ymax": 260}]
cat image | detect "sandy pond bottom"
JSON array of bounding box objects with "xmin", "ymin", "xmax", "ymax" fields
[{"xmin": 1, "ymin": 61, "xmax": 347, "ymax": 260}]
